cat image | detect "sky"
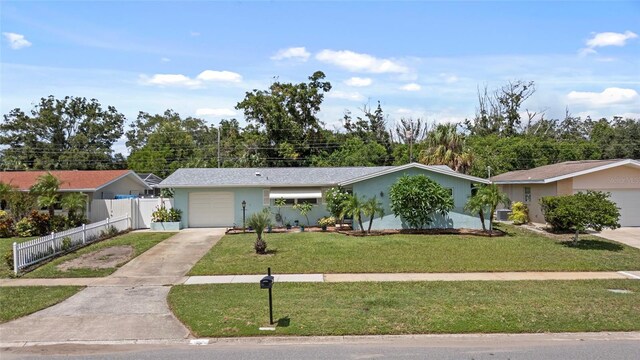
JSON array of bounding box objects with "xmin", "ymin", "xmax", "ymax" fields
[{"xmin": 1, "ymin": 1, "xmax": 639, "ymax": 155}]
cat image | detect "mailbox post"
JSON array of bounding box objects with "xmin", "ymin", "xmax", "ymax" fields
[{"xmin": 260, "ymin": 267, "xmax": 274, "ymax": 325}]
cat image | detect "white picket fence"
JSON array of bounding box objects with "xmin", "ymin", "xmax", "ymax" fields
[{"xmin": 12, "ymin": 214, "xmax": 131, "ymax": 274}]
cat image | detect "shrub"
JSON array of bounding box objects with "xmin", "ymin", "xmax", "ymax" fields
[
  {"xmin": 389, "ymin": 175, "xmax": 454, "ymax": 229},
  {"xmin": 61, "ymin": 236, "xmax": 72, "ymax": 251},
  {"xmin": 4, "ymin": 250, "xmax": 14, "ymax": 269},
  {"xmin": 0, "ymin": 210, "xmax": 14, "ymax": 238},
  {"xmin": 15, "ymin": 217, "xmax": 39, "ymax": 237},
  {"xmin": 318, "ymin": 216, "xmax": 336, "ymax": 227},
  {"xmin": 100, "ymin": 225, "xmax": 119, "ymax": 239},
  {"xmin": 151, "ymin": 205, "xmax": 182, "ymax": 222},
  {"xmin": 540, "ymin": 191, "xmax": 620, "ymax": 244},
  {"xmin": 49, "ymin": 215, "xmax": 70, "ymax": 232},
  {"xmin": 509, "ymin": 202, "xmax": 529, "ymax": 225},
  {"xmin": 325, "ymin": 187, "xmax": 350, "ymax": 226},
  {"xmin": 293, "ymin": 202, "xmax": 313, "ymax": 226},
  {"xmin": 23, "ymin": 211, "xmax": 51, "ymax": 236}
]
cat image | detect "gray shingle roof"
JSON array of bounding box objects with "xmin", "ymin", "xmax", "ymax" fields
[
  {"xmin": 159, "ymin": 166, "xmax": 392, "ymax": 187},
  {"xmin": 491, "ymin": 159, "xmax": 630, "ymax": 183}
]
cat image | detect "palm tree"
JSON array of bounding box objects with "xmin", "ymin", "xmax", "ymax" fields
[
  {"xmin": 247, "ymin": 208, "xmax": 272, "ymax": 254},
  {"xmin": 61, "ymin": 192, "xmax": 87, "ymax": 224},
  {"xmin": 468, "ymin": 184, "xmax": 510, "ymax": 232},
  {"xmin": 464, "ymin": 189, "xmax": 487, "ymax": 231},
  {"xmin": 30, "ymin": 172, "xmax": 62, "ymax": 217},
  {"xmin": 362, "ymin": 196, "xmax": 385, "ymax": 234},
  {"xmin": 0, "ymin": 182, "xmax": 13, "ymax": 210},
  {"xmin": 420, "ymin": 123, "xmax": 473, "ymax": 173},
  {"xmin": 341, "ymin": 194, "xmax": 365, "ymax": 232}
]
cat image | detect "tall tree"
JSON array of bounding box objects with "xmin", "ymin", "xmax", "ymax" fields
[
  {"xmin": 0, "ymin": 96, "xmax": 125, "ymax": 170},
  {"xmin": 126, "ymin": 110, "xmax": 218, "ymax": 177},
  {"xmin": 420, "ymin": 123, "xmax": 473, "ymax": 173},
  {"xmin": 236, "ymin": 71, "xmax": 332, "ymax": 167}
]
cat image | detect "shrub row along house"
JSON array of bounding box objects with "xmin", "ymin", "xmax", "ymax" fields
[{"xmin": 158, "ymin": 163, "xmax": 490, "ymax": 230}]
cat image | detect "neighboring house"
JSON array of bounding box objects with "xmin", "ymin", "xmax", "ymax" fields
[
  {"xmin": 158, "ymin": 163, "xmax": 490, "ymax": 230},
  {"xmin": 0, "ymin": 170, "xmax": 151, "ymax": 219},
  {"xmin": 492, "ymin": 159, "xmax": 640, "ymax": 226},
  {"xmin": 137, "ymin": 173, "xmax": 163, "ymax": 196}
]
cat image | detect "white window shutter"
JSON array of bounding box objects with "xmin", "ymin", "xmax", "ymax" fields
[{"xmin": 263, "ymin": 189, "xmax": 270, "ymax": 206}]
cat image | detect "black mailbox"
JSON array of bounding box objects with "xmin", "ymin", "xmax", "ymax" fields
[{"xmin": 260, "ymin": 275, "xmax": 274, "ymax": 289}]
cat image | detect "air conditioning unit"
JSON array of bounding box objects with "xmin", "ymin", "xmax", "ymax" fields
[{"xmin": 496, "ymin": 209, "xmax": 512, "ymax": 221}]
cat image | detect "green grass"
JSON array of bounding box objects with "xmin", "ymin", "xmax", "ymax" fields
[
  {"xmin": 189, "ymin": 224, "xmax": 640, "ymax": 275},
  {"xmin": 0, "ymin": 237, "xmax": 36, "ymax": 278},
  {"xmin": 169, "ymin": 280, "xmax": 640, "ymax": 337},
  {"xmin": 20, "ymin": 232, "xmax": 176, "ymax": 278},
  {"xmin": 0, "ymin": 286, "xmax": 83, "ymax": 323}
]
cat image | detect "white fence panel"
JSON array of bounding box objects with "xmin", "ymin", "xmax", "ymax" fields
[
  {"xmin": 91, "ymin": 198, "xmax": 173, "ymax": 229},
  {"xmin": 13, "ymin": 214, "xmax": 130, "ymax": 274}
]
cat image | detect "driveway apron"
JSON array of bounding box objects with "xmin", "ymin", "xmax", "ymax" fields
[{"xmin": 0, "ymin": 228, "xmax": 225, "ymax": 343}]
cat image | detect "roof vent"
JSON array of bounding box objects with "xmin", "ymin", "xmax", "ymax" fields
[{"xmin": 255, "ymin": 172, "xmax": 262, "ymax": 177}]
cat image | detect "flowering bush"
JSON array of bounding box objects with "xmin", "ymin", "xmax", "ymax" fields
[
  {"xmin": 0, "ymin": 210, "xmax": 14, "ymax": 238},
  {"xmin": 509, "ymin": 202, "xmax": 529, "ymax": 225}
]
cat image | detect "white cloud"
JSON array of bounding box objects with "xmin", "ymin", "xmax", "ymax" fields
[
  {"xmin": 327, "ymin": 90, "xmax": 365, "ymax": 102},
  {"xmin": 344, "ymin": 77, "xmax": 372, "ymax": 87},
  {"xmin": 190, "ymin": 31, "xmax": 201, "ymax": 37},
  {"xmin": 160, "ymin": 57, "xmax": 171, "ymax": 62},
  {"xmin": 195, "ymin": 108, "xmax": 237, "ymax": 117},
  {"xmin": 139, "ymin": 74, "xmax": 201, "ymax": 88},
  {"xmin": 400, "ymin": 83, "xmax": 421, "ymax": 91},
  {"xmin": 567, "ymin": 87, "xmax": 639, "ymax": 106},
  {"xmin": 271, "ymin": 47, "xmax": 310, "ymax": 61},
  {"xmin": 3, "ymin": 32, "xmax": 32, "ymax": 49},
  {"xmin": 316, "ymin": 49, "xmax": 408, "ymax": 73},
  {"xmin": 439, "ymin": 73, "xmax": 459, "ymax": 84},
  {"xmin": 196, "ymin": 70, "xmax": 242, "ymax": 82},
  {"xmin": 586, "ymin": 30, "xmax": 638, "ymax": 48}
]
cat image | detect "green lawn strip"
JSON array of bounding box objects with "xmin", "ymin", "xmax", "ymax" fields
[
  {"xmin": 21, "ymin": 232, "xmax": 176, "ymax": 278},
  {"xmin": 189, "ymin": 224, "xmax": 640, "ymax": 275},
  {"xmin": 0, "ymin": 286, "xmax": 83, "ymax": 323},
  {"xmin": 0, "ymin": 237, "xmax": 36, "ymax": 278},
  {"xmin": 168, "ymin": 279, "xmax": 640, "ymax": 337}
]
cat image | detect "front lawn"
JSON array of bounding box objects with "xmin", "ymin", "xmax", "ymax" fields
[
  {"xmin": 188, "ymin": 224, "xmax": 640, "ymax": 275},
  {"xmin": 0, "ymin": 286, "xmax": 83, "ymax": 323},
  {"xmin": 20, "ymin": 232, "xmax": 176, "ymax": 278},
  {"xmin": 169, "ymin": 279, "xmax": 640, "ymax": 337}
]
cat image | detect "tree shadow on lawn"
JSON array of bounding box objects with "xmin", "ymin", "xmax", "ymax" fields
[{"xmin": 560, "ymin": 239, "xmax": 624, "ymax": 252}]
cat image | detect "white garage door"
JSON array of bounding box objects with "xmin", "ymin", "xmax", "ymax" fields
[
  {"xmin": 188, "ymin": 192, "xmax": 234, "ymax": 227},
  {"xmin": 607, "ymin": 190, "xmax": 640, "ymax": 227}
]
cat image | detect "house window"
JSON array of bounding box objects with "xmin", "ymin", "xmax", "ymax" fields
[
  {"xmin": 277, "ymin": 198, "xmax": 317, "ymax": 206},
  {"xmin": 524, "ymin": 187, "xmax": 532, "ymax": 202}
]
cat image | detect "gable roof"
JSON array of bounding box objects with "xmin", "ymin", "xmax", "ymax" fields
[
  {"xmin": 136, "ymin": 173, "xmax": 163, "ymax": 187},
  {"xmin": 159, "ymin": 163, "xmax": 489, "ymax": 188},
  {"xmin": 0, "ymin": 170, "xmax": 151, "ymax": 191},
  {"xmin": 491, "ymin": 159, "xmax": 640, "ymax": 184}
]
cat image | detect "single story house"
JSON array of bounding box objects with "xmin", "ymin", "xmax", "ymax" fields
[
  {"xmin": 0, "ymin": 170, "xmax": 151, "ymax": 200},
  {"xmin": 137, "ymin": 173, "xmax": 163, "ymax": 196},
  {"xmin": 158, "ymin": 163, "xmax": 490, "ymax": 230},
  {"xmin": 492, "ymin": 159, "xmax": 640, "ymax": 226}
]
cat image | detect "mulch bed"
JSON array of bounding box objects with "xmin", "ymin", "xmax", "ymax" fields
[{"xmin": 226, "ymin": 226, "xmax": 505, "ymax": 237}]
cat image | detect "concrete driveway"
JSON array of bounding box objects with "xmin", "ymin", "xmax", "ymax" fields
[
  {"xmin": 0, "ymin": 228, "xmax": 226, "ymax": 344},
  {"xmin": 597, "ymin": 227, "xmax": 640, "ymax": 250}
]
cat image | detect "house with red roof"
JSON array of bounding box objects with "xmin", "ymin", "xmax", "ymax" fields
[{"xmin": 0, "ymin": 170, "xmax": 151, "ymax": 200}]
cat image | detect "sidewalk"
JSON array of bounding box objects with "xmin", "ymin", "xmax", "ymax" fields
[{"xmin": 2, "ymin": 270, "xmax": 639, "ymax": 287}]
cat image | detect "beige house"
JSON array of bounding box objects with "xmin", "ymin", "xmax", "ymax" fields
[{"xmin": 492, "ymin": 159, "xmax": 640, "ymax": 226}]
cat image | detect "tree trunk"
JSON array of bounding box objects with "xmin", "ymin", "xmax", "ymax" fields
[
  {"xmin": 573, "ymin": 229, "xmax": 580, "ymax": 246},
  {"xmin": 478, "ymin": 211, "xmax": 486, "ymax": 231},
  {"xmin": 358, "ymin": 212, "xmax": 365, "ymax": 233},
  {"xmin": 368, "ymin": 217, "xmax": 374, "ymax": 234},
  {"xmin": 48, "ymin": 206, "xmax": 55, "ymax": 218}
]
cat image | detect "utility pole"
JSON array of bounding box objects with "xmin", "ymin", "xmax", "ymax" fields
[
  {"xmin": 406, "ymin": 127, "xmax": 413, "ymax": 164},
  {"xmin": 217, "ymin": 126, "xmax": 221, "ymax": 168}
]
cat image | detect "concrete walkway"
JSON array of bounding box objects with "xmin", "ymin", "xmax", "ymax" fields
[
  {"xmin": 4, "ymin": 270, "xmax": 639, "ymax": 287},
  {"xmin": 0, "ymin": 228, "xmax": 225, "ymax": 343}
]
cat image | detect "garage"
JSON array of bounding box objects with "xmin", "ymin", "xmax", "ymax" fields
[
  {"xmin": 604, "ymin": 189, "xmax": 640, "ymax": 227},
  {"xmin": 188, "ymin": 192, "xmax": 234, "ymax": 227}
]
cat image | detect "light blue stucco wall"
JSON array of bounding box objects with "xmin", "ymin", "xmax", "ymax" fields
[
  {"xmin": 351, "ymin": 168, "xmax": 485, "ymax": 230},
  {"xmin": 174, "ymin": 187, "xmax": 331, "ymax": 228}
]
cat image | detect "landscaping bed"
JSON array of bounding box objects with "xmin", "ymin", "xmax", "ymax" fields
[
  {"xmin": 169, "ymin": 279, "xmax": 640, "ymax": 337},
  {"xmin": 0, "ymin": 286, "xmax": 83, "ymax": 323},
  {"xmin": 189, "ymin": 224, "xmax": 640, "ymax": 275}
]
